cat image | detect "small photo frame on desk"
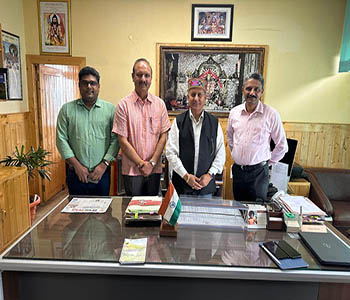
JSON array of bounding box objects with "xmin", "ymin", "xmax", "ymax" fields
[
  {"xmin": 38, "ymin": 0, "xmax": 72, "ymax": 55},
  {"xmin": 1, "ymin": 31, "xmax": 22, "ymax": 100}
]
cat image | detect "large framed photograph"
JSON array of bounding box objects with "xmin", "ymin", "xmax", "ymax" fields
[
  {"xmin": 38, "ymin": 0, "xmax": 71, "ymax": 55},
  {"xmin": 2, "ymin": 31, "xmax": 22, "ymax": 100},
  {"xmin": 191, "ymin": 4, "xmax": 234, "ymax": 41},
  {"xmin": 157, "ymin": 43, "xmax": 268, "ymax": 116}
]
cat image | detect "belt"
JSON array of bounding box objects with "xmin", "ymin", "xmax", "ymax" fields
[{"xmin": 234, "ymin": 161, "xmax": 267, "ymax": 171}]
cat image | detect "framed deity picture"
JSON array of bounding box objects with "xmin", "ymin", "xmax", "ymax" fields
[
  {"xmin": 157, "ymin": 43, "xmax": 268, "ymax": 116},
  {"xmin": 2, "ymin": 31, "xmax": 23, "ymax": 100},
  {"xmin": 191, "ymin": 4, "xmax": 234, "ymax": 41},
  {"xmin": 38, "ymin": 0, "xmax": 71, "ymax": 55}
]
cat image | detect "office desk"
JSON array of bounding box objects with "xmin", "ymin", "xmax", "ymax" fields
[{"xmin": 1, "ymin": 196, "xmax": 349, "ymax": 300}]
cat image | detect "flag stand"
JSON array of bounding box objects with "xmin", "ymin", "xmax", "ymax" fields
[{"xmin": 160, "ymin": 219, "xmax": 178, "ymax": 237}]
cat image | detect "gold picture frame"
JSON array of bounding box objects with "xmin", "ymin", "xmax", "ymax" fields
[
  {"xmin": 156, "ymin": 43, "xmax": 268, "ymax": 117},
  {"xmin": 38, "ymin": 0, "xmax": 71, "ymax": 55}
]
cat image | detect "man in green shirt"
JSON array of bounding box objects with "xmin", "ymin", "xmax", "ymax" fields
[{"xmin": 56, "ymin": 66, "xmax": 119, "ymax": 196}]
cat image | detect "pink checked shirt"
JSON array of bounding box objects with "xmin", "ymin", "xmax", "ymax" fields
[
  {"xmin": 226, "ymin": 101, "xmax": 288, "ymax": 166},
  {"xmin": 113, "ymin": 91, "xmax": 170, "ymax": 175}
]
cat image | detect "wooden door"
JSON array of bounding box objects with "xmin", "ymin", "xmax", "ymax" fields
[{"xmin": 37, "ymin": 64, "xmax": 80, "ymax": 201}]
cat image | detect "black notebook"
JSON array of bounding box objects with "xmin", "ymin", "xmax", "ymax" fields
[{"xmin": 299, "ymin": 230, "xmax": 350, "ymax": 266}]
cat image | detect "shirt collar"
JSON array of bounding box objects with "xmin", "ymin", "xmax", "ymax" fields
[
  {"xmin": 133, "ymin": 90, "xmax": 152, "ymax": 104},
  {"xmin": 241, "ymin": 100, "xmax": 263, "ymax": 115},
  {"xmin": 189, "ymin": 109, "xmax": 204, "ymax": 124},
  {"xmin": 77, "ymin": 98, "xmax": 102, "ymax": 108}
]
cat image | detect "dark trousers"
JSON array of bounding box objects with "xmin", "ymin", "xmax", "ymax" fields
[
  {"xmin": 123, "ymin": 174, "xmax": 161, "ymax": 196},
  {"xmin": 232, "ymin": 163, "xmax": 269, "ymax": 202},
  {"xmin": 66, "ymin": 166, "xmax": 111, "ymax": 196}
]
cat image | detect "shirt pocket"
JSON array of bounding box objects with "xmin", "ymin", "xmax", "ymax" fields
[
  {"xmin": 93, "ymin": 121, "xmax": 108, "ymax": 139},
  {"xmin": 252, "ymin": 126, "xmax": 266, "ymax": 145},
  {"xmin": 150, "ymin": 116, "xmax": 161, "ymax": 135}
]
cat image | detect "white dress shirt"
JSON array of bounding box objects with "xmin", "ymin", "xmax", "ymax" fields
[{"xmin": 166, "ymin": 110, "xmax": 225, "ymax": 179}]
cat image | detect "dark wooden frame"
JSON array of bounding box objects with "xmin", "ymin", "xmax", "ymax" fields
[{"xmin": 191, "ymin": 4, "xmax": 234, "ymax": 42}]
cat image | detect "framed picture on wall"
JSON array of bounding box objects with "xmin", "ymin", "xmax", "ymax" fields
[
  {"xmin": 157, "ymin": 43, "xmax": 268, "ymax": 116},
  {"xmin": 2, "ymin": 30, "xmax": 23, "ymax": 100},
  {"xmin": 38, "ymin": 0, "xmax": 72, "ymax": 55},
  {"xmin": 191, "ymin": 4, "xmax": 234, "ymax": 42}
]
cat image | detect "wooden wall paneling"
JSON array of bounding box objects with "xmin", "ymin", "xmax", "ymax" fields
[
  {"xmin": 0, "ymin": 113, "xmax": 31, "ymax": 159},
  {"xmin": 284, "ymin": 122, "xmax": 350, "ymax": 169}
]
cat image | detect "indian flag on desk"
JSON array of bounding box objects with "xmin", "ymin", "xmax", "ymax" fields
[{"xmin": 158, "ymin": 181, "xmax": 181, "ymax": 226}]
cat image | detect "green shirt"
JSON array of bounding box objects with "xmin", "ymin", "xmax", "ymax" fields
[{"xmin": 56, "ymin": 98, "xmax": 119, "ymax": 171}]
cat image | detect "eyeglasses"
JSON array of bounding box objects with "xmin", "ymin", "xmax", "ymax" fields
[{"xmin": 80, "ymin": 80, "xmax": 99, "ymax": 88}]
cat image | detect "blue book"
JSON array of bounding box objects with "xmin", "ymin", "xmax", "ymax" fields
[{"xmin": 259, "ymin": 242, "xmax": 309, "ymax": 270}]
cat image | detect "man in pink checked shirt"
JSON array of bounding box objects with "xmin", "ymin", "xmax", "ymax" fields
[
  {"xmin": 227, "ymin": 73, "xmax": 288, "ymax": 202},
  {"xmin": 113, "ymin": 58, "xmax": 170, "ymax": 196}
]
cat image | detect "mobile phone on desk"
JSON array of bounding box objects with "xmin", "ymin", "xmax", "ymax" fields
[
  {"xmin": 274, "ymin": 240, "xmax": 301, "ymax": 259},
  {"xmin": 262, "ymin": 241, "xmax": 289, "ymax": 260}
]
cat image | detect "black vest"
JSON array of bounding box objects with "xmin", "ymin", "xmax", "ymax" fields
[{"xmin": 172, "ymin": 110, "xmax": 218, "ymax": 195}]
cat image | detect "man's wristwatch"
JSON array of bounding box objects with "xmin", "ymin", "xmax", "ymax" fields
[
  {"xmin": 150, "ymin": 160, "xmax": 156, "ymax": 168},
  {"xmin": 102, "ymin": 159, "xmax": 110, "ymax": 167}
]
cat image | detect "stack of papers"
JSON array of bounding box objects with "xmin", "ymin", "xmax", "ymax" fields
[
  {"xmin": 278, "ymin": 195, "xmax": 326, "ymax": 216},
  {"xmin": 125, "ymin": 196, "xmax": 162, "ymax": 224},
  {"xmin": 61, "ymin": 197, "xmax": 112, "ymax": 213}
]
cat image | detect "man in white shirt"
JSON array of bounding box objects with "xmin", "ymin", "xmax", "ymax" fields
[{"xmin": 166, "ymin": 78, "xmax": 225, "ymax": 196}]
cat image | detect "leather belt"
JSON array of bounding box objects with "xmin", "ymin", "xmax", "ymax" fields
[{"xmin": 234, "ymin": 161, "xmax": 267, "ymax": 171}]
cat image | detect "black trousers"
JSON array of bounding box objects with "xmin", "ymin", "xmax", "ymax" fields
[
  {"xmin": 123, "ymin": 174, "xmax": 161, "ymax": 196},
  {"xmin": 66, "ymin": 165, "xmax": 111, "ymax": 196},
  {"xmin": 232, "ymin": 163, "xmax": 269, "ymax": 202}
]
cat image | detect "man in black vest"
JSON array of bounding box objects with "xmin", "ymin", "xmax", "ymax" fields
[{"xmin": 166, "ymin": 78, "xmax": 225, "ymax": 196}]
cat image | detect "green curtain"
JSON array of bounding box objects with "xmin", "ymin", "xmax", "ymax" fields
[{"xmin": 339, "ymin": 0, "xmax": 350, "ymax": 72}]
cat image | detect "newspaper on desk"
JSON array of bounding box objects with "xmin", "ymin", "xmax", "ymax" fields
[
  {"xmin": 61, "ymin": 197, "xmax": 112, "ymax": 213},
  {"xmin": 177, "ymin": 196, "xmax": 247, "ymax": 231}
]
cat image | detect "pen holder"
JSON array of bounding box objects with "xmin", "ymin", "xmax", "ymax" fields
[{"xmin": 267, "ymin": 210, "xmax": 284, "ymax": 231}]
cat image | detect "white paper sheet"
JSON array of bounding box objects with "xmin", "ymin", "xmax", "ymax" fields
[{"xmin": 270, "ymin": 162, "xmax": 289, "ymax": 192}]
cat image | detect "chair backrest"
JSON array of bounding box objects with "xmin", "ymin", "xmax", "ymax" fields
[{"xmin": 312, "ymin": 168, "xmax": 350, "ymax": 202}]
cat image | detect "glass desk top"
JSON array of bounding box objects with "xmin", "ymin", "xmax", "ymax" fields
[{"xmin": 2, "ymin": 196, "xmax": 350, "ymax": 276}]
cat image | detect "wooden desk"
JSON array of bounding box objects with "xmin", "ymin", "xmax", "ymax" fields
[{"xmin": 1, "ymin": 196, "xmax": 349, "ymax": 300}]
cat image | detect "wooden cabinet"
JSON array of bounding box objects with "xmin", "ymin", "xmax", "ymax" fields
[{"xmin": 0, "ymin": 167, "xmax": 31, "ymax": 253}]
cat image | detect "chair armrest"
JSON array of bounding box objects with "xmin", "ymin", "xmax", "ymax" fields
[{"xmin": 305, "ymin": 169, "xmax": 333, "ymax": 216}]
